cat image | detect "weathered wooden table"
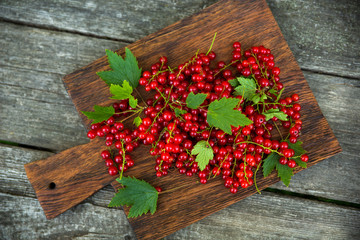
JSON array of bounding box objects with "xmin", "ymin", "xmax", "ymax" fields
[{"xmin": 1, "ymin": 1, "xmax": 359, "ymax": 239}]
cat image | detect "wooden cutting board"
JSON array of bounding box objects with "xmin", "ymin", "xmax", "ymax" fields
[{"xmin": 24, "ymin": 0, "xmax": 342, "ymax": 239}]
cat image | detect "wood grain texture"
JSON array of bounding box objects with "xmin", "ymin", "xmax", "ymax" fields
[
  {"xmin": 24, "ymin": 138, "xmax": 117, "ymax": 219},
  {"xmin": 59, "ymin": 0, "xmax": 341, "ymax": 239},
  {"xmin": 0, "ymin": 0, "xmax": 357, "ymax": 238},
  {"xmin": 0, "ymin": 21, "xmax": 125, "ymax": 151},
  {"xmin": 1, "ymin": 0, "xmax": 359, "ymax": 78},
  {"xmin": 2, "ymin": 190, "xmax": 359, "ymax": 240}
]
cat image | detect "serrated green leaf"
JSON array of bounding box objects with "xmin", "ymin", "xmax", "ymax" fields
[
  {"xmin": 207, "ymin": 97, "xmax": 253, "ymax": 134},
  {"xmin": 109, "ymin": 81, "xmax": 133, "ymax": 100},
  {"xmin": 191, "ymin": 141, "xmax": 214, "ymax": 171},
  {"xmin": 97, "ymin": 48, "xmax": 141, "ymax": 88},
  {"xmin": 275, "ymin": 162, "xmax": 294, "ymax": 187},
  {"xmin": 133, "ymin": 116, "xmax": 142, "ymax": 127},
  {"xmin": 293, "ymin": 158, "xmax": 307, "ymax": 168},
  {"xmin": 263, "ymin": 108, "xmax": 288, "ymax": 121},
  {"xmin": 81, "ymin": 105, "xmax": 115, "ymax": 124},
  {"xmin": 228, "ymin": 79, "xmax": 239, "ymax": 87},
  {"xmin": 129, "ymin": 95, "xmax": 138, "ymax": 108},
  {"xmin": 260, "ymin": 94, "xmax": 268, "ymax": 101},
  {"xmin": 233, "ymin": 76, "xmax": 257, "ymax": 100},
  {"xmin": 174, "ymin": 108, "xmax": 187, "ymax": 117},
  {"xmin": 109, "ymin": 177, "xmax": 158, "ymax": 218},
  {"xmin": 252, "ymin": 94, "xmax": 261, "ymax": 104},
  {"xmin": 186, "ymin": 92, "xmax": 207, "ymax": 109},
  {"xmin": 262, "ymin": 152, "xmax": 281, "ymax": 177},
  {"xmin": 268, "ymin": 89, "xmax": 277, "ymax": 96}
]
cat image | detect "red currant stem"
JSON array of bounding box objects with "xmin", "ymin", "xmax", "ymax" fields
[
  {"xmin": 177, "ymin": 49, "xmax": 200, "ymax": 78},
  {"xmin": 134, "ymin": 88, "xmax": 148, "ymax": 107},
  {"xmin": 151, "ymin": 127, "xmax": 168, "ymax": 151},
  {"xmin": 119, "ymin": 110, "xmax": 142, "ymax": 124},
  {"xmin": 119, "ymin": 140, "xmax": 126, "ymax": 180},
  {"xmin": 262, "ymin": 123, "xmax": 271, "ymax": 136},
  {"xmin": 146, "ymin": 86, "xmax": 173, "ymax": 133},
  {"xmin": 207, "ymin": 127, "xmax": 214, "ymax": 142},
  {"xmin": 273, "ymin": 121, "xmax": 284, "ymax": 140},
  {"xmin": 149, "ymin": 68, "xmax": 170, "ymax": 83},
  {"xmin": 214, "ymin": 59, "xmax": 240, "ymax": 77},
  {"xmin": 213, "ymin": 152, "xmax": 229, "ymax": 178},
  {"xmin": 243, "ymin": 152, "xmax": 249, "ymax": 182},
  {"xmin": 206, "ymin": 32, "xmax": 217, "ymax": 56},
  {"xmin": 168, "ymin": 104, "xmax": 186, "ymax": 122},
  {"xmin": 115, "ymin": 109, "xmax": 137, "ymax": 115},
  {"xmin": 251, "ymin": 53, "xmax": 266, "ymax": 79},
  {"xmin": 237, "ymin": 141, "xmax": 283, "ymax": 157},
  {"xmin": 231, "ymin": 158, "xmax": 237, "ymax": 178},
  {"xmin": 167, "ymin": 66, "xmax": 176, "ymax": 73},
  {"xmin": 233, "ymin": 127, "xmax": 243, "ymax": 145},
  {"xmin": 253, "ymin": 159, "xmax": 262, "ymax": 194}
]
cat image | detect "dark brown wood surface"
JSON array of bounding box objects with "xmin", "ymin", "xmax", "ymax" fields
[
  {"xmin": 24, "ymin": 0, "xmax": 342, "ymax": 239},
  {"xmin": 24, "ymin": 138, "xmax": 116, "ymax": 219}
]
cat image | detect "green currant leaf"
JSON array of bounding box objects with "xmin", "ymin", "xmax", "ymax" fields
[
  {"xmin": 233, "ymin": 76, "xmax": 257, "ymax": 100},
  {"xmin": 228, "ymin": 78, "xmax": 239, "ymax": 87},
  {"xmin": 207, "ymin": 97, "xmax": 253, "ymax": 134},
  {"xmin": 186, "ymin": 92, "xmax": 207, "ymax": 109},
  {"xmin": 81, "ymin": 105, "xmax": 115, "ymax": 124},
  {"xmin": 129, "ymin": 95, "xmax": 138, "ymax": 108},
  {"xmin": 191, "ymin": 140, "xmax": 214, "ymax": 171},
  {"xmin": 260, "ymin": 94, "xmax": 268, "ymax": 102},
  {"xmin": 262, "ymin": 152, "xmax": 280, "ymax": 177},
  {"xmin": 275, "ymin": 161, "xmax": 294, "ymax": 187},
  {"xmin": 287, "ymin": 141, "xmax": 307, "ymax": 168},
  {"xmin": 293, "ymin": 157, "xmax": 307, "ymax": 168},
  {"xmin": 252, "ymin": 94, "xmax": 261, "ymax": 104},
  {"xmin": 109, "ymin": 81, "xmax": 133, "ymax": 100},
  {"xmin": 133, "ymin": 116, "xmax": 142, "ymax": 127},
  {"xmin": 109, "ymin": 177, "xmax": 158, "ymax": 218},
  {"xmin": 263, "ymin": 108, "xmax": 288, "ymax": 121},
  {"xmin": 97, "ymin": 48, "xmax": 141, "ymax": 88},
  {"xmin": 174, "ymin": 108, "xmax": 187, "ymax": 117},
  {"xmin": 268, "ymin": 89, "xmax": 277, "ymax": 95}
]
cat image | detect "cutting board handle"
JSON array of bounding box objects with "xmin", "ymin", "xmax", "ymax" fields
[{"xmin": 24, "ymin": 138, "xmax": 115, "ymax": 219}]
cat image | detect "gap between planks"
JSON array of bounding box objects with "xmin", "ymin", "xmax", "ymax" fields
[
  {"xmin": 0, "ymin": 17, "xmax": 133, "ymax": 44},
  {"xmin": 302, "ymin": 68, "xmax": 360, "ymax": 81},
  {"xmin": 0, "ymin": 140, "xmax": 56, "ymax": 153}
]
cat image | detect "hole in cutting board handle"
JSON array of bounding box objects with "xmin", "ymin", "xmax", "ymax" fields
[{"xmin": 48, "ymin": 182, "xmax": 56, "ymax": 189}]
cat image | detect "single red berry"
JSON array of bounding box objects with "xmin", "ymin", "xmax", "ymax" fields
[
  {"xmin": 301, "ymin": 154, "xmax": 309, "ymax": 162},
  {"xmin": 87, "ymin": 130, "xmax": 97, "ymax": 139},
  {"xmin": 287, "ymin": 160, "xmax": 296, "ymax": 168},
  {"xmin": 108, "ymin": 166, "xmax": 118, "ymax": 176}
]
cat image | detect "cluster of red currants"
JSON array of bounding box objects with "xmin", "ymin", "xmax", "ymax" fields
[{"xmin": 87, "ymin": 41, "xmax": 308, "ymax": 193}]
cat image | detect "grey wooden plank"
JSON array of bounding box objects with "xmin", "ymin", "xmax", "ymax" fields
[
  {"xmin": 0, "ymin": 0, "xmax": 218, "ymax": 42},
  {"xmin": 0, "ymin": 193, "xmax": 136, "ymax": 240},
  {"xmin": 166, "ymin": 192, "xmax": 360, "ymax": 240},
  {"xmin": 0, "ymin": 22, "xmax": 126, "ymax": 151},
  {"xmin": 0, "ymin": 0, "xmax": 359, "ymax": 78},
  {"xmin": 268, "ymin": 0, "xmax": 360, "ymax": 79},
  {"xmin": 1, "ymin": 191, "xmax": 359, "ymax": 240},
  {"xmin": 0, "ymin": 22, "xmax": 124, "ymax": 75}
]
